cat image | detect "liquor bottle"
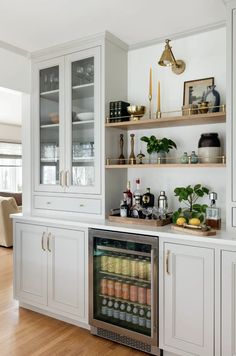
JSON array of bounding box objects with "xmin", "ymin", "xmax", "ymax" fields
[
  {"xmin": 120, "ymin": 200, "xmax": 128, "ymax": 217},
  {"xmin": 107, "ymin": 299, "xmax": 114, "ymax": 317},
  {"xmin": 132, "ymin": 306, "xmax": 139, "ymax": 325},
  {"xmin": 113, "ymin": 301, "xmax": 120, "ymax": 319},
  {"xmin": 101, "ymin": 297, "xmax": 108, "ymax": 315},
  {"xmin": 126, "ymin": 303, "xmax": 132, "ymax": 323},
  {"xmin": 133, "ymin": 178, "xmax": 142, "ymax": 205},
  {"xmin": 146, "ymin": 308, "xmax": 151, "ymax": 329},
  {"xmin": 138, "ymin": 307, "xmax": 146, "ymax": 327},
  {"xmin": 123, "ymin": 181, "xmax": 133, "ymax": 209},
  {"xmin": 142, "ymin": 188, "xmax": 155, "ymax": 208},
  {"xmin": 119, "ymin": 302, "xmax": 126, "ymax": 321},
  {"xmin": 205, "ymin": 192, "xmax": 221, "ymax": 229}
]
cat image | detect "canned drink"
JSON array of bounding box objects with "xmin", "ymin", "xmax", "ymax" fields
[
  {"xmin": 146, "ymin": 259, "xmax": 151, "ymax": 281},
  {"xmin": 138, "ymin": 259, "xmax": 147, "ymax": 280},
  {"xmin": 107, "ymin": 279, "xmax": 115, "ymax": 297},
  {"xmin": 138, "ymin": 284, "xmax": 147, "ymax": 304},
  {"xmin": 101, "ymin": 255, "xmax": 108, "ymax": 271},
  {"xmin": 114, "ymin": 279, "xmax": 122, "ymax": 298},
  {"xmin": 101, "ymin": 298, "xmax": 108, "ymax": 315},
  {"xmin": 130, "ymin": 283, "xmax": 138, "ymax": 302},
  {"xmin": 114, "ymin": 256, "xmax": 122, "ymax": 274},
  {"xmin": 121, "ymin": 257, "xmax": 130, "ymax": 276},
  {"xmin": 122, "ymin": 281, "xmax": 130, "ymax": 300},
  {"xmin": 107, "ymin": 255, "xmax": 115, "ymax": 273},
  {"xmin": 130, "ymin": 258, "xmax": 139, "ymax": 278},
  {"xmin": 100, "ymin": 278, "xmax": 108, "ymax": 295},
  {"xmin": 146, "ymin": 287, "xmax": 151, "ymax": 305}
]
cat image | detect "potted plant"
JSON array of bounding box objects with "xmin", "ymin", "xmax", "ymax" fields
[
  {"xmin": 172, "ymin": 184, "xmax": 209, "ymax": 225},
  {"xmin": 141, "ymin": 135, "xmax": 177, "ymax": 163}
]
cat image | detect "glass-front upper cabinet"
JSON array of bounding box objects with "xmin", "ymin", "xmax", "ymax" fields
[
  {"xmin": 65, "ymin": 47, "xmax": 101, "ymax": 194},
  {"xmin": 34, "ymin": 58, "xmax": 65, "ymax": 192}
]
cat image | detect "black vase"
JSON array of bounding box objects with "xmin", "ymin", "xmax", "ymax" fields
[
  {"xmin": 203, "ymin": 85, "xmax": 220, "ymax": 112},
  {"xmin": 198, "ymin": 133, "xmax": 221, "ymax": 163}
]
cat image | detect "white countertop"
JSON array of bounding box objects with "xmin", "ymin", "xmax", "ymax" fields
[{"xmin": 11, "ymin": 213, "xmax": 236, "ymax": 247}]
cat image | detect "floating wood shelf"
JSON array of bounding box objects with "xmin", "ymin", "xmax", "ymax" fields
[
  {"xmin": 105, "ymin": 112, "xmax": 226, "ymax": 130},
  {"xmin": 105, "ymin": 163, "xmax": 226, "ymax": 169}
]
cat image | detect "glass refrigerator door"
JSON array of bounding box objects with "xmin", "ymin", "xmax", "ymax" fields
[
  {"xmin": 71, "ymin": 57, "xmax": 95, "ymax": 188},
  {"xmin": 39, "ymin": 66, "xmax": 60, "ymax": 185},
  {"xmin": 92, "ymin": 235, "xmax": 156, "ymax": 337}
]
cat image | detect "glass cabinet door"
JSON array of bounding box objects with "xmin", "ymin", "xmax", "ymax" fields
[
  {"xmin": 34, "ymin": 58, "xmax": 65, "ymax": 192},
  {"xmin": 65, "ymin": 47, "xmax": 100, "ymax": 194}
]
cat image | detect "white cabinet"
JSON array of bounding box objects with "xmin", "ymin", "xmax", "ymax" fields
[
  {"xmin": 33, "ymin": 46, "xmax": 101, "ymax": 196},
  {"xmin": 160, "ymin": 242, "xmax": 214, "ymax": 356},
  {"xmin": 226, "ymin": 0, "xmax": 236, "ymax": 230},
  {"xmin": 222, "ymin": 250, "xmax": 236, "ymax": 356},
  {"xmin": 14, "ymin": 222, "xmax": 87, "ymax": 322}
]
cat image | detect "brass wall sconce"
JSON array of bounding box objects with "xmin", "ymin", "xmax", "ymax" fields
[{"xmin": 158, "ymin": 39, "xmax": 186, "ymax": 75}]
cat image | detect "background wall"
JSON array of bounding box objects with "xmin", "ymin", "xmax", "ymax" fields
[
  {"xmin": 127, "ymin": 27, "xmax": 226, "ymax": 219},
  {"xmin": 0, "ymin": 123, "xmax": 21, "ymax": 142}
]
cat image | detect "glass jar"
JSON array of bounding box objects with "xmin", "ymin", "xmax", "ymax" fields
[
  {"xmin": 198, "ymin": 133, "xmax": 221, "ymax": 163},
  {"xmin": 181, "ymin": 152, "xmax": 188, "ymax": 164}
]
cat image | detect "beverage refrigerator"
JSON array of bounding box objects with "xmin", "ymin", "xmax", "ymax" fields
[{"xmin": 89, "ymin": 228, "xmax": 161, "ymax": 355}]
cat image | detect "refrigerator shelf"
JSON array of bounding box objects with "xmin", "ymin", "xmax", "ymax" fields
[
  {"xmin": 99, "ymin": 294, "xmax": 151, "ymax": 309},
  {"xmin": 97, "ymin": 245, "xmax": 151, "ymax": 258},
  {"xmin": 99, "ymin": 271, "xmax": 151, "ymax": 285}
]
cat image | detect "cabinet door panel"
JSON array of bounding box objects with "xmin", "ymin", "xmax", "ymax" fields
[
  {"xmin": 163, "ymin": 243, "xmax": 214, "ymax": 356},
  {"xmin": 14, "ymin": 223, "xmax": 47, "ymax": 305},
  {"xmin": 65, "ymin": 46, "xmax": 101, "ymax": 194},
  {"xmin": 222, "ymin": 250, "xmax": 236, "ymax": 356},
  {"xmin": 48, "ymin": 227, "xmax": 85, "ymax": 318},
  {"xmin": 33, "ymin": 57, "xmax": 65, "ymax": 193}
]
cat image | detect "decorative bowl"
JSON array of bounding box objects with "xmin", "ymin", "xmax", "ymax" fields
[
  {"xmin": 127, "ymin": 105, "xmax": 146, "ymax": 121},
  {"xmin": 49, "ymin": 112, "xmax": 59, "ymax": 124}
]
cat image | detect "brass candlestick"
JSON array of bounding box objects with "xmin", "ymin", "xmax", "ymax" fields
[
  {"xmin": 118, "ymin": 134, "xmax": 125, "ymax": 164},
  {"xmin": 148, "ymin": 95, "xmax": 152, "ymax": 119},
  {"xmin": 129, "ymin": 134, "xmax": 136, "ymax": 164},
  {"xmin": 156, "ymin": 111, "xmax": 161, "ymax": 119}
]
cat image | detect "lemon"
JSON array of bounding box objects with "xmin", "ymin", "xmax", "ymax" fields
[
  {"xmin": 189, "ymin": 218, "xmax": 201, "ymax": 226},
  {"xmin": 176, "ymin": 217, "xmax": 186, "ymax": 226}
]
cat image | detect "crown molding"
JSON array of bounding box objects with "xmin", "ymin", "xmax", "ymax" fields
[
  {"xmin": 129, "ymin": 20, "xmax": 226, "ymax": 51},
  {"xmin": 0, "ymin": 40, "xmax": 29, "ymax": 58}
]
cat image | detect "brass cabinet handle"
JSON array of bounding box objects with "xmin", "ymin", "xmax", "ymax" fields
[
  {"xmin": 65, "ymin": 170, "xmax": 70, "ymax": 187},
  {"xmin": 166, "ymin": 250, "xmax": 171, "ymax": 275},
  {"xmin": 47, "ymin": 232, "xmax": 52, "ymax": 252},
  {"xmin": 59, "ymin": 171, "xmax": 64, "ymax": 187},
  {"xmin": 41, "ymin": 232, "xmax": 46, "ymax": 251}
]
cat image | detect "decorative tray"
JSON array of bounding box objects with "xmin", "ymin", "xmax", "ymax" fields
[
  {"xmin": 108, "ymin": 214, "xmax": 171, "ymax": 227},
  {"xmin": 171, "ymin": 224, "xmax": 216, "ymax": 236}
]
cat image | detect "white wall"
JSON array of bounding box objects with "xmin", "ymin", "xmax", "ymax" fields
[
  {"xmin": 0, "ymin": 47, "xmax": 30, "ymax": 93},
  {"xmin": 127, "ymin": 27, "xmax": 226, "ymax": 220}
]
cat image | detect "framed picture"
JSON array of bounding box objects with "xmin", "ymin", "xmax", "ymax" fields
[{"xmin": 183, "ymin": 77, "xmax": 214, "ymax": 106}]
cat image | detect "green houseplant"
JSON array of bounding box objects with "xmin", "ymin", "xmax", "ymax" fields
[
  {"xmin": 172, "ymin": 184, "xmax": 209, "ymax": 223},
  {"xmin": 140, "ymin": 135, "xmax": 177, "ymax": 163}
]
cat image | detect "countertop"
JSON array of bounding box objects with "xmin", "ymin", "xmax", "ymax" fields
[{"xmin": 11, "ymin": 213, "xmax": 236, "ymax": 247}]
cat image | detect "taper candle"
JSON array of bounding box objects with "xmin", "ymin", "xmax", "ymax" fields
[
  {"xmin": 157, "ymin": 80, "xmax": 161, "ymax": 112},
  {"xmin": 149, "ymin": 67, "xmax": 152, "ymax": 98}
]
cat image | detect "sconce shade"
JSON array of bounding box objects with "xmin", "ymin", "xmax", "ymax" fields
[{"xmin": 158, "ymin": 39, "xmax": 186, "ymax": 75}]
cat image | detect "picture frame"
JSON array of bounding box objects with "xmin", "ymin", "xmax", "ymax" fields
[{"xmin": 183, "ymin": 77, "xmax": 214, "ymax": 106}]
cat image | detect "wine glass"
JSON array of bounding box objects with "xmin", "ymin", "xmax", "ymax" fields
[{"xmin": 141, "ymin": 207, "xmax": 149, "ymax": 220}]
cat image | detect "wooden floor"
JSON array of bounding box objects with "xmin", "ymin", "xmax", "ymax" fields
[{"xmin": 0, "ymin": 247, "xmax": 146, "ymax": 356}]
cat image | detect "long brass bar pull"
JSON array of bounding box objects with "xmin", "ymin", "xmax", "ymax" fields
[
  {"xmin": 166, "ymin": 250, "xmax": 171, "ymax": 275},
  {"xmin": 65, "ymin": 170, "xmax": 70, "ymax": 187},
  {"xmin": 41, "ymin": 232, "xmax": 46, "ymax": 251},
  {"xmin": 59, "ymin": 171, "xmax": 64, "ymax": 187},
  {"xmin": 47, "ymin": 232, "xmax": 52, "ymax": 252}
]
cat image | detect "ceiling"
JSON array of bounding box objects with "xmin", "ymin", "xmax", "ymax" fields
[
  {"xmin": 0, "ymin": 87, "xmax": 22, "ymax": 125},
  {"xmin": 0, "ymin": 0, "xmax": 226, "ymax": 53}
]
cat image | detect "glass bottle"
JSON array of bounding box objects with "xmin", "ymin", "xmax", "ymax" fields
[
  {"xmin": 126, "ymin": 303, "xmax": 132, "ymax": 323},
  {"xmin": 146, "ymin": 308, "xmax": 151, "ymax": 329},
  {"xmin": 138, "ymin": 307, "xmax": 146, "ymax": 327},
  {"xmin": 123, "ymin": 181, "xmax": 133, "ymax": 209},
  {"xmin": 101, "ymin": 297, "xmax": 108, "ymax": 315},
  {"xmin": 205, "ymin": 192, "xmax": 221, "ymax": 229},
  {"xmin": 142, "ymin": 188, "xmax": 155, "ymax": 208},
  {"xmin": 120, "ymin": 200, "xmax": 128, "ymax": 217},
  {"xmin": 133, "ymin": 178, "xmax": 142, "ymax": 205},
  {"xmin": 181, "ymin": 152, "xmax": 188, "ymax": 164},
  {"xmin": 190, "ymin": 150, "xmax": 198, "ymax": 164}
]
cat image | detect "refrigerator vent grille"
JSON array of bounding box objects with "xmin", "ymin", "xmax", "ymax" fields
[{"xmin": 97, "ymin": 327, "xmax": 151, "ymax": 353}]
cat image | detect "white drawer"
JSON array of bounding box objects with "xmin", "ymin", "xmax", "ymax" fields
[
  {"xmin": 34, "ymin": 195, "xmax": 101, "ymax": 215},
  {"xmin": 233, "ymin": 208, "xmax": 236, "ymax": 227}
]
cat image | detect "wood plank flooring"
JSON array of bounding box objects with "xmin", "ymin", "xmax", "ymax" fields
[{"xmin": 0, "ymin": 247, "xmax": 146, "ymax": 356}]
